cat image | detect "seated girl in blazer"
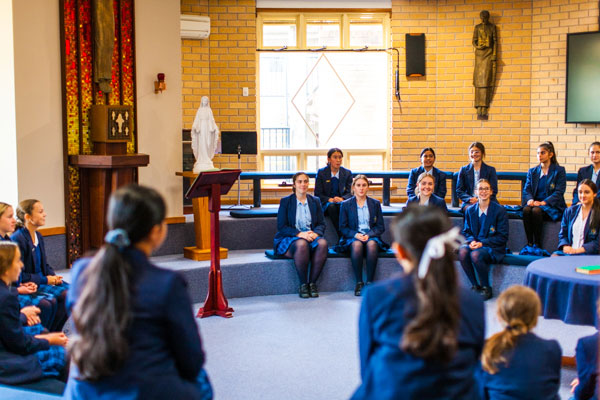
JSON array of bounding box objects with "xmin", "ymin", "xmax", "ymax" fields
[
  {"xmin": 351, "ymin": 206, "xmax": 484, "ymax": 400},
  {"xmin": 11, "ymin": 200, "xmax": 67, "ymax": 331},
  {"xmin": 0, "ymin": 202, "xmax": 56, "ymax": 331},
  {"xmin": 0, "ymin": 242, "xmax": 67, "ymax": 389},
  {"xmin": 405, "ymin": 172, "xmax": 448, "ymax": 212},
  {"xmin": 573, "ymin": 142, "xmax": 600, "ymax": 204},
  {"xmin": 406, "ymin": 147, "xmax": 447, "ymax": 200},
  {"xmin": 555, "ymin": 179, "xmax": 600, "ymax": 256},
  {"xmin": 478, "ymin": 285, "xmax": 561, "ymax": 400},
  {"xmin": 456, "ymin": 142, "xmax": 498, "ymax": 212},
  {"xmin": 274, "ymin": 172, "xmax": 328, "ymax": 298},
  {"xmin": 458, "ymin": 179, "xmax": 508, "ymax": 300},
  {"xmin": 314, "ymin": 148, "xmax": 353, "ymax": 236},
  {"xmin": 570, "ymin": 330, "xmax": 598, "ymax": 400},
  {"xmin": 338, "ymin": 175, "xmax": 388, "ymax": 296},
  {"xmin": 522, "ymin": 142, "xmax": 567, "ymax": 250},
  {"xmin": 65, "ymin": 185, "xmax": 213, "ymax": 400}
]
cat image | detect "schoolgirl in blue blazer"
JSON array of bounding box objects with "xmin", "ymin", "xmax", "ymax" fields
[
  {"xmin": 573, "ymin": 142, "xmax": 600, "ymax": 204},
  {"xmin": 556, "ymin": 180, "xmax": 600, "ymax": 256},
  {"xmin": 572, "ymin": 332, "xmax": 598, "ymax": 400},
  {"xmin": 275, "ymin": 172, "xmax": 328, "ymax": 298},
  {"xmin": 406, "ymin": 147, "xmax": 447, "ymax": 200},
  {"xmin": 351, "ymin": 206, "xmax": 484, "ymax": 400},
  {"xmin": 338, "ymin": 175, "xmax": 388, "ymax": 296},
  {"xmin": 478, "ymin": 285, "xmax": 561, "ymax": 400},
  {"xmin": 314, "ymin": 148, "xmax": 352, "ymax": 236},
  {"xmin": 12, "ymin": 200, "xmax": 68, "ymax": 331},
  {"xmin": 405, "ymin": 172, "xmax": 448, "ymax": 212},
  {"xmin": 456, "ymin": 142, "xmax": 498, "ymax": 211},
  {"xmin": 0, "ymin": 242, "xmax": 67, "ymax": 388},
  {"xmin": 65, "ymin": 185, "xmax": 212, "ymax": 400},
  {"xmin": 522, "ymin": 142, "xmax": 567, "ymax": 248}
]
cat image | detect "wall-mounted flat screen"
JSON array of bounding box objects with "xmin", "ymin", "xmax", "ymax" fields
[{"xmin": 566, "ymin": 31, "xmax": 600, "ymax": 124}]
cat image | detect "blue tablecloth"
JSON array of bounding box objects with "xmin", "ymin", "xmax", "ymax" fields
[{"xmin": 524, "ymin": 256, "xmax": 600, "ymax": 326}]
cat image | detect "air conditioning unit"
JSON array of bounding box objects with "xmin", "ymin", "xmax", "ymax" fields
[{"xmin": 181, "ymin": 15, "xmax": 210, "ymax": 40}]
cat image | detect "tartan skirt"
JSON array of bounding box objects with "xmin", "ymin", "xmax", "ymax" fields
[
  {"xmin": 35, "ymin": 345, "xmax": 66, "ymax": 378},
  {"xmin": 17, "ymin": 292, "xmax": 55, "ymax": 309},
  {"xmin": 275, "ymin": 236, "xmax": 324, "ymax": 256},
  {"xmin": 37, "ymin": 282, "xmax": 70, "ymax": 298}
]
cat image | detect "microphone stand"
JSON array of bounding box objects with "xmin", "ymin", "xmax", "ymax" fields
[{"xmin": 224, "ymin": 144, "xmax": 250, "ymax": 209}]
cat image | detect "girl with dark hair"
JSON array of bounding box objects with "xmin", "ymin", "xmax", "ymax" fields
[
  {"xmin": 478, "ymin": 285, "xmax": 561, "ymax": 400},
  {"xmin": 573, "ymin": 142, "xmax": 600, "ymax": 204},
  {"xmin": 0, "ymin": 242, "xmax": 68, "ymax": 390},
  {"xmin": 405, "ymin": 172, "xmax": 448, "ymax": 212},
  {"xmin": 351, "ymin": 206, "xmax": 484, "ymax": 400},
  {"xmin": 64, "ymin": 184, "xmax": 212, "ymax": 400},
  {"xmin": 522, "ymin": 142, "xmax": 567, "ymax": 251},
  {"xmin": 314, "ymin": 148, "xmax": 353, "ymax": 236},
  {"xmin": 456, "ymin": 142, "xmax": 498, "ymax": 212},
  {"xmin": 458, "ymin": 179, "xmax": 508, "ymax": 300},
  {"xmin": 274, "ymin": 172, "xmax": 328, "ymax": 298},
  {"xmin": 11, "ymin": 200, "xmax": 66, "ymax": 331},
  {"xmin": 0, "ymin": 202, "xmax": 57, "ymax": 331},
  {"xmin": 555, "ymin": 179, "xmax": 600, "ymax": 255},
  {"xmin": 406, "ymin": 147, "xmax": 447, "ymax": 200},
  {"xmin": 338, "ymin": 175, "xmax": 388, "ymax": 296}
]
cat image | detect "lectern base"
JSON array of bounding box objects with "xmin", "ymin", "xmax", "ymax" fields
[{"xmin": 184, "ymin": 247, "xmax": 228, "ymax": 261}]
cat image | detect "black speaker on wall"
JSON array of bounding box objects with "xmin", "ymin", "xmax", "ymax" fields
[{"xmin": 405, "ymin": 33, "xmax": 425, "ymax": 77}]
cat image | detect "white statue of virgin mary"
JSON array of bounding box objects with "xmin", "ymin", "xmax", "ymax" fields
[{"xmin": 191, "ymin": 96, "xmax": 219, "ymax": 173}]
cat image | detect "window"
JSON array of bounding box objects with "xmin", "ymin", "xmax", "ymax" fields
[{"xmin": 258, "ymin": 12, "xmax": 390, "ymax": 172}]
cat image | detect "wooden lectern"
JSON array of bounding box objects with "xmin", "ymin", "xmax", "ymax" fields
[{"xmin": 186, "ymin": 169, "xmax": 241, "ymax": 318}]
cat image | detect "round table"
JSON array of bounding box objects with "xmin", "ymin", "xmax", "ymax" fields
[{"xmin": 524, "ymin": 256, "xmax": 600, "ymax": 326}]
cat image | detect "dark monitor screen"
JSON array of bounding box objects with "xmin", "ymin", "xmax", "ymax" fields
[
  {"xmin": 566, "ymin": 31, "xmax": 600, "ymax": 124},
  {"xmin": 221, "ymin": 131, "xmax": 257, "ymax": 155}
]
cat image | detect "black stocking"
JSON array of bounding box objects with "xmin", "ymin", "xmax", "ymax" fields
[
  {"xmin": 309, "ymin": 239, "xmax": 328, "ymax": 284},
  {"xmin": 523, "ymin": 206, "xmax": 544, "ymax": 246},
  {"xmin": 285, "ymin": 239, "xmax": 310, "ymax": 284},
  {"xmin": 365, "ymin": 240, "xmax": 379, "ymax": 283}
]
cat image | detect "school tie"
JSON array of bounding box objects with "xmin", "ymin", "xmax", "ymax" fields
[{"xmin": 478, "ymin": 212, "xmax": 487, "ymax": 238}]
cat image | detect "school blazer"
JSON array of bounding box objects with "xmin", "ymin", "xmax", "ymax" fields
[
  {"xmin": 273, "ymin": 194, "xmax": 326, "ymax": 250},
  {"xmin": 456, "ymin": 162, "xmax": 498, "ymax": 205},
  {"xmin": 314, "ymin": 165, "xmax": 353, "ymax": 206},
  {"xmin": 573, "ymin": 165, "xmax": 600, "ymax": 204},
  {"xmin": 462, "ymin": 202, "xmax": 508, "ymax": 262},
  {"xmin": 558, "ymin": 204, "xmax": 600, "ymax": 254},
  {"xmin": 0, "ymin": 283, "xmax": 49, "ymax": 385},
  {"xmin": 477, "ymin": 333, "xmax": 561, "ymax": 400},
  {"xmin": 11, "ymin": 227, "xmax": 56, "ymax": 285},
  {"xmin": 406, "ymin": 166, "xmax": 447, "ymax": 200},
  {"xmin": 339, "ymin": 197, "xmax": 385, "ymax": 240},
  {"xmin": 64, "ymin": 248, "xmax": 207, "ymax": 400},
  {"xmin": 351, "ymin": 274, "xmax": 484, "ymax": 400},
  {"xmin": 405, "ymin": 194, "xmax": 448, "ymax": 213},
  {"xmin": 574, "ymin": 332, "xmax": 598, "ymax": 400},
  {"xmin": 522, "ymin": 164, "xmax": 567, "ymax": 221}
]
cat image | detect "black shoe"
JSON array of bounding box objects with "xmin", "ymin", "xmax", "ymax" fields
[
  {"xmin": 471, "ymin": 285, "xmax": 482, "ymax": 292},
  {"xmin": 479, "ymin": 286, "xmax": 493, "ymax": 301},
  {"xmin": 299, "ymin": 284, "xmax": 310, "ymax": 299},
  {"xmin": 309, "ymin": 283, "xmax": 319, "ymax": 298},
  {"xmin": 354, "ymin": 282, "xmax": 365, "ymax": 296}
]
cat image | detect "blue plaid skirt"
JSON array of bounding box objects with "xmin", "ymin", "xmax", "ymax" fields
[
  {"xmin": 18, "ymin": 292, "xmax": 55, "ymax": 308},
  {"xmin": 23, "ymin": 323, "xmax": 45, "ymax": 336},
  {"xmin": 275, "ymin": 236, "xmax": 324, "ymax": 256},
  {"xmin": 35, "ymin": 345, "xmax": 66, "ymax": 378},
  {"xmin": 37, "ymin": 282, "xmax": 69, "ymax": 298},
  {"xmin": 196, "ymin": 369, "xmax": 213, "ymax": 400},
  {"xmin": 337, "ymin": 236, "xmax": 389, "ymax": 253}
]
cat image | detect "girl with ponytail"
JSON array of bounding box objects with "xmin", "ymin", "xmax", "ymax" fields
[
  {"xmin": 479, "ymin": 285, "xmax": 561, "ymax": 399},
  {"xmin": 351, "ymin": 206, "xmax": 485, "ymax": 400},
  {"xmin": 64, "ymin": 185, "xmax": 212, "ymax": 400}
]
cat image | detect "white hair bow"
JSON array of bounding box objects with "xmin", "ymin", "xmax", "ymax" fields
[{"xmin": 417, "ymin": 226, "xmax": 463, "ymax": 279}]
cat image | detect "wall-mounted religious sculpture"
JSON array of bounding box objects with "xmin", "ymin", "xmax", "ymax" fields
[{"xmin": 472, "ymin": 10, "xmax": 497, "ymax": 120}]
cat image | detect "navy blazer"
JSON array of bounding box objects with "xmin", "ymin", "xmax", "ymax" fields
[
  {"xmin": 477, "ymin": 332, "xmax": 561, "ymax": 400},
  {"xmin": 558, "ymin": 204, "xmax": 599, "ymax": 254},
  {"xmin": 64, "ymin": 248, "xmax": 207, "ymax": 400},
  {"xmin": 314, "ymin": 165, "xmax": 353, "ymax": 206},
  {"xmin": 456, "ymin": 162, "xmax": 498, "ymax": 206},
  {"xmin": 406, "ymin": 166, "xmax": 447, "ymax": 199},
  {"xmin": 11, "ymin": 227, "xmax": 56, "ymax": 285},
  {"xmin": 339, "ymin": 196, "xmax": 385, "ymax": 240},
  {"xmin": 406, "ymin": 194, "xmax": 448, "ymax": 213},
  {"xmin": 273, "ymin": 194, "xmax": 326, "ymax": 250},
  {"xmin": 573, "ymin": 165, "xmax": 600, "ymax": 204},
  {"xmin": 523, "ymin": 164, "xmax": 567, "ymax": 221},
  {"xmin": 351, "ymin": 274, "xmax": 485, "ymax": 400},
  {"xmin": 0, "ymin": 283, "xmax": 50, "ymax": 385},
  {"xmin": 462, "ymin": 202, "xmax": 509, "ymax": 262},
  {"xmin": 574, "ymin": 332, "xmax": 598, "ymax": 400}
]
